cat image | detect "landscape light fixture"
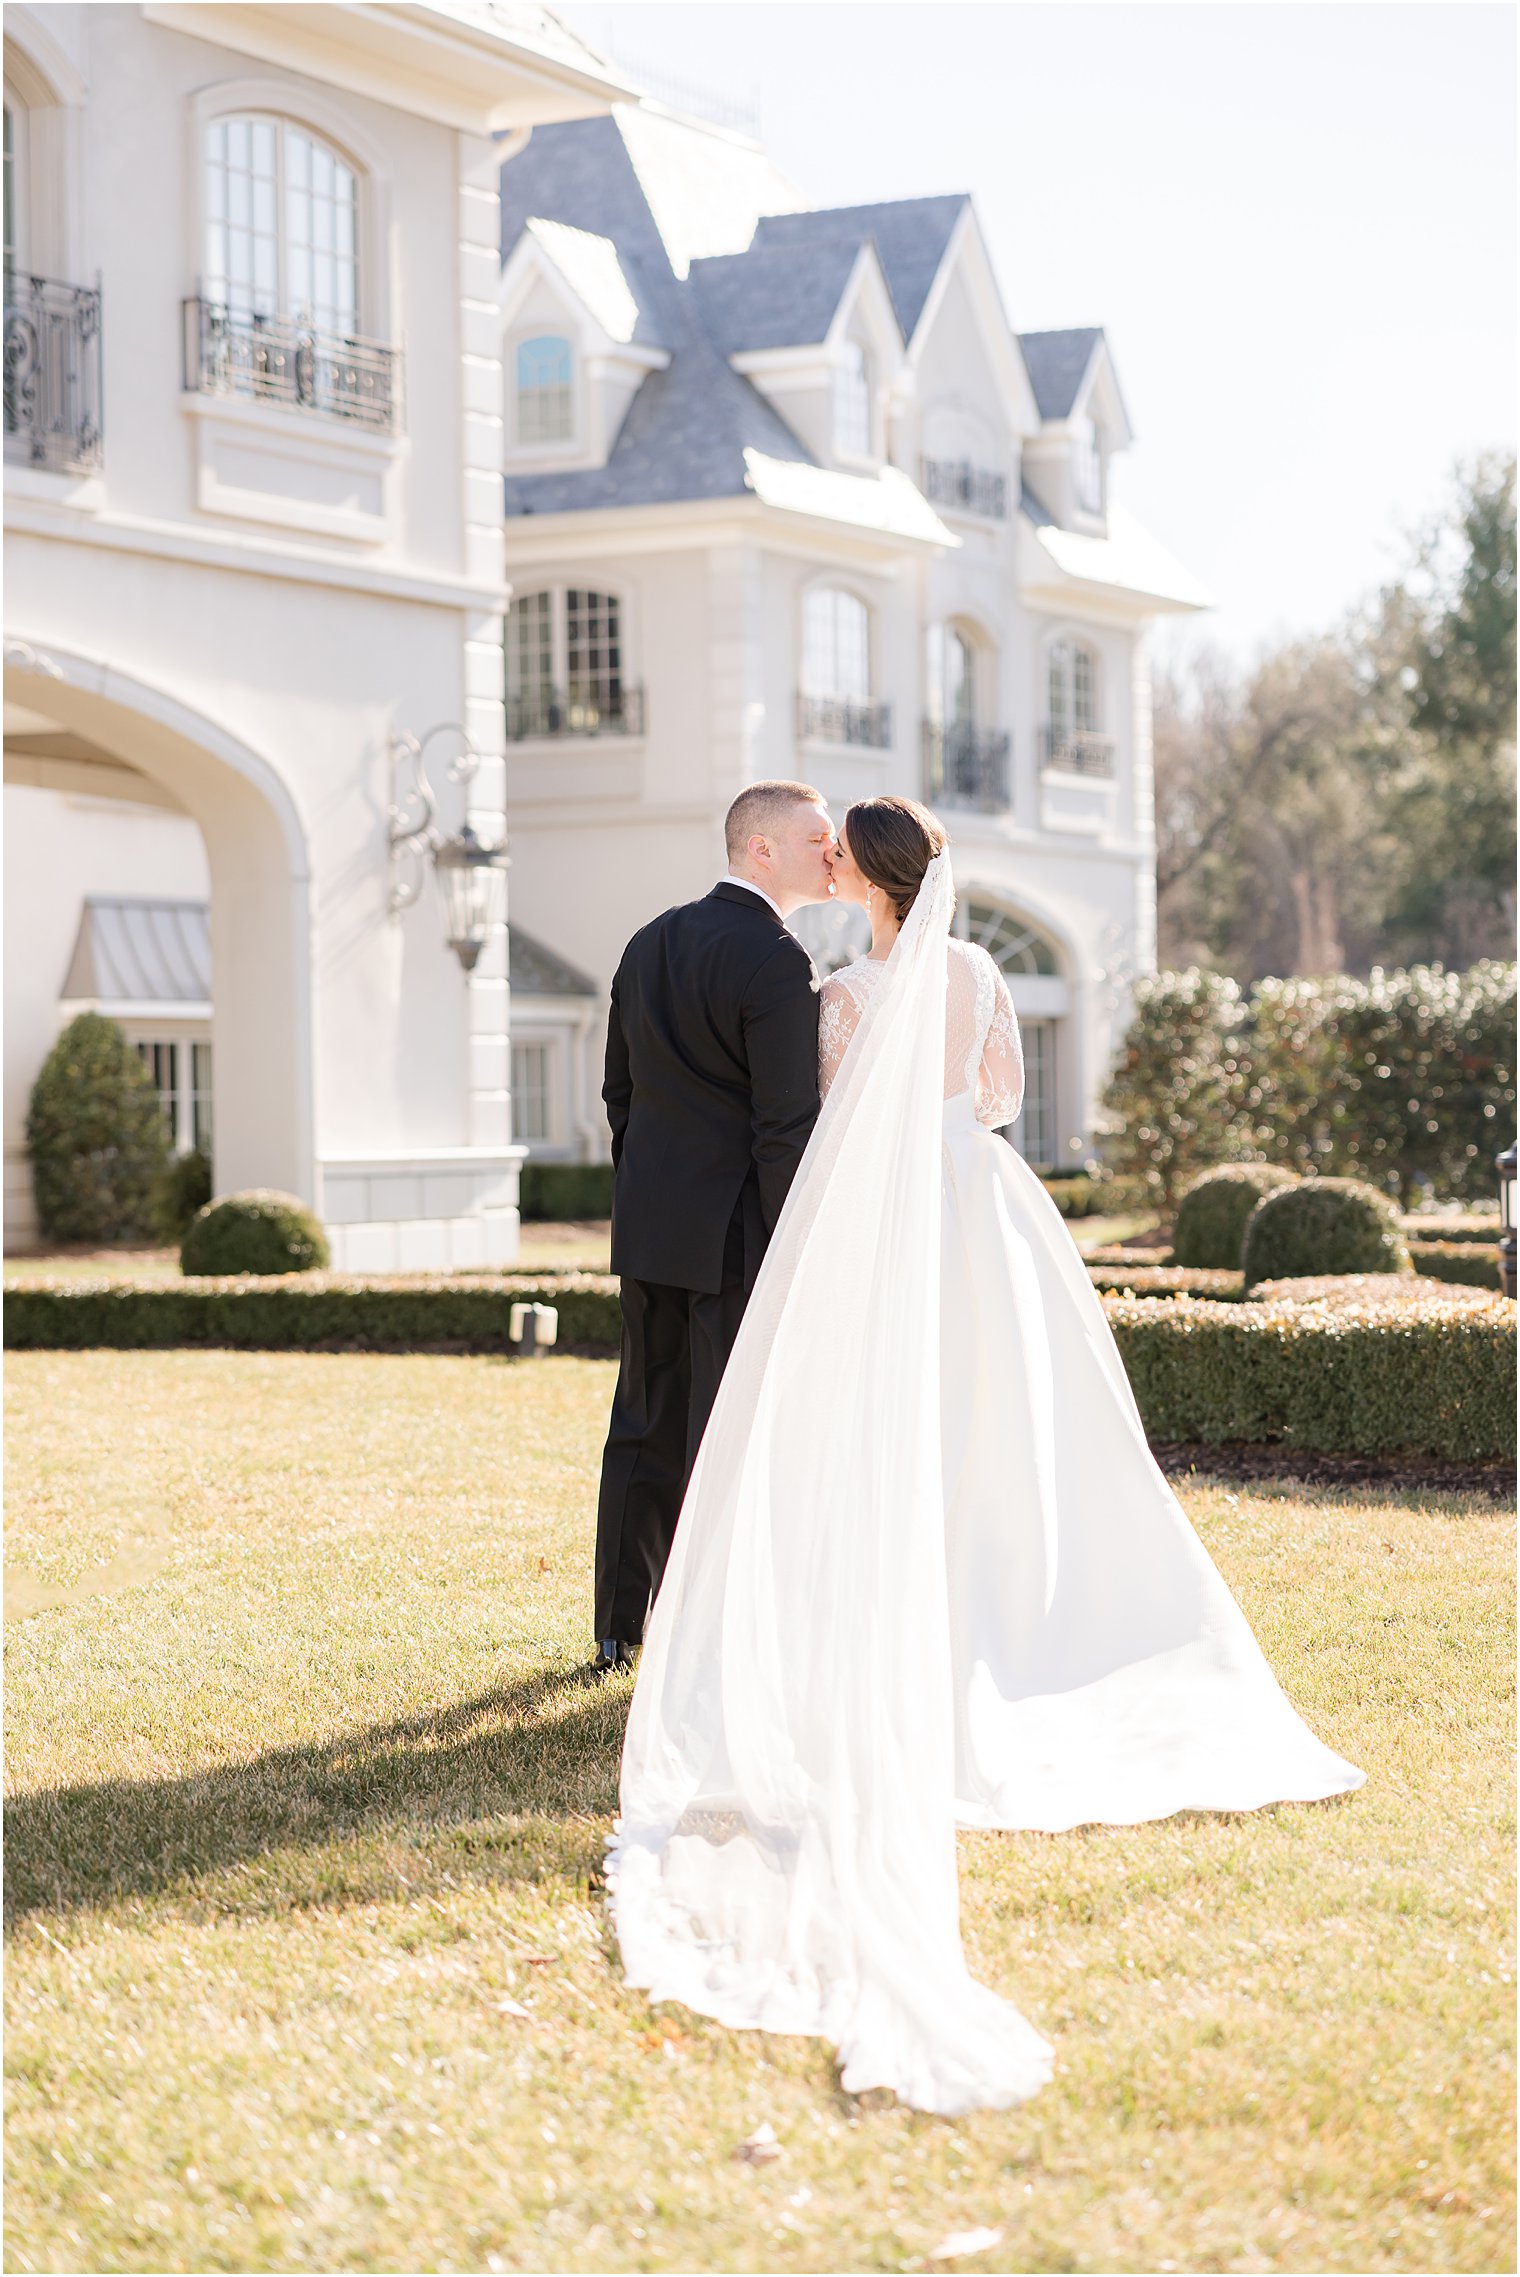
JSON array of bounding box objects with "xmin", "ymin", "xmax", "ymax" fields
[
  {"xmin": 1498, "ymin": 1141, "xmax": 1516, "ymax": 1301},
  {"xmin": 386, "ymin": 723, "xmax": 509, "ymax": 972}
]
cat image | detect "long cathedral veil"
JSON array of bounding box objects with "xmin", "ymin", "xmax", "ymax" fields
[{"xmin": 607, "ymin": 851, "xmax": 1052, "ymax": 2115}]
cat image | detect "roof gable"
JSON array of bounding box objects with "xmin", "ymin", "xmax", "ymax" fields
[
  {"xmin": 749, "ymin": 195, "xmax": 968, "ymax": 339},
  {"xmin": 1018, "ymin": 327, "xmax": 1104, "ymax": 421}
]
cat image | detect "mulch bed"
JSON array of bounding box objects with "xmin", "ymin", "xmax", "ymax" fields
[{"xmin": 1152, "ymin": 1440, "xmax": 1516, "ymax": 1503}]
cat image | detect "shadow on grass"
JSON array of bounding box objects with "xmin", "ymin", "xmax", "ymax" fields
[{"xmin": 4, "ymin": 1664, "xmax": 632, "ymax": 1929}]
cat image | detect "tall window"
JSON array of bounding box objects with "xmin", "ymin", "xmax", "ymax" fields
[
  {"xmin": 1013, "ymin": 1020, "xmax": 1056, "ymax": 1166},
  {"xmin": 802, "ymin": 586, "xmax": 870, "ymax": 700},
  {"xmin": 1048, "ymin": 637, "xmax": 1099, "ymax": 738},
  {"xmin": 205, "ymin": 116, "xmax": 359, "ymax": 335},
  {"xmin": 516, "ymin": 334, "xmax": 573, "ymax": 445},
  {"xmin": 927, "ymin": 622, "xmax": 977, "ymax": 728},
  {"xmin": 956, "ymin": 899, "xmax": 1059, "ymax": 978},
  {"xmin": 191, "ymin": 1042, "xmax": 214, "ymax": 1153},
  {"xmin": 1073, "ymin": 414, "xmax": 1104, "ymax": 513},
  {"xmin": 506, "ymin": 587, "xmax": 632, "ymax": 736},
  {"xmin": 833, "ymin": 338, "xmax": 872, "ymax": 458},
  {"xmin": 512, "ymin": 1040, "xmax": 552, "ymax": 1144},
  {"xmin": 136, "ymin": 1041, "xmax": 179, "ymax": 1140},
  {"xmin": 3, "ymin": 95, "xmax": 21, "ymax": 285}
]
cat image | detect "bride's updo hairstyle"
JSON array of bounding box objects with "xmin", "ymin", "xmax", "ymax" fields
[{"xmin": 844, "ymin": 796, "xmax": 948, "ymax": 924}]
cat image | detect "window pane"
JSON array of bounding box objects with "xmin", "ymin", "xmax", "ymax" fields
[
  {"xmin": 567, "ymin": 590, "xmax": 624, "ymax": 727},
  {"xmin": 191, "ymin": 1042, "xmax": 214, "ymax": 1154},
  {"xmin": 803, "ymin": 587, "xmax": 870, "ymax": 701},
  {"xmin": 512, "ymin": 1041, "xmax": 551, "ymax": 1144},
  {"xmin": 1073, "ymin": 645, "xmax": 1097, "ymax": 730},
  {"xmin": 834, "ymin": 338, "xmax": 872, "ymax": 457},
  {"xmin": 1048, "ymin": 642, "xmax": 1069, "ymax": 736},
  {"xmin": 516, "ymin": 336, "xmax": 573, "ymax": 444}
]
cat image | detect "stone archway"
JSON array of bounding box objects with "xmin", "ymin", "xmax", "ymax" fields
[{"xmin": 4, "ymin": 643, "xmax": 314, "ymax": 1203}]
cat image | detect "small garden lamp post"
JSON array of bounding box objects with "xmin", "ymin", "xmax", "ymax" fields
[
  {"xmin": 432, "ymin": 821, "xmax": 509, "ymax": 973},
  {"xmin": 1499, "ymin": 1141, "xmax": 1517, "ymax": 1300}
]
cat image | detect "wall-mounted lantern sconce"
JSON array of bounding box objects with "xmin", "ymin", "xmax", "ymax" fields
[{"xmin": 387, "ymin": 723, "xmax": 509, "ymax": 973}]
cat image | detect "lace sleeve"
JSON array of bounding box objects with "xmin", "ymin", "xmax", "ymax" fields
[
  {"xmin": 976, "ymin": 960, "xmax": 1024, "ymax": 1128},
  {"xmin": 818, "ymin": 973, "xmax": 865, "ymax": 1099}
]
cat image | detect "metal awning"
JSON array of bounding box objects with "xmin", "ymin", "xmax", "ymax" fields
[{"xmin": 60, "ymin": 897, "xmax": 211, "ymax": 1014}]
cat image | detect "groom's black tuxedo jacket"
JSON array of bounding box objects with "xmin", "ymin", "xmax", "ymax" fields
[{"xmin": 603, "ymin": 883, "xmax": 821, "ymax": 1295}]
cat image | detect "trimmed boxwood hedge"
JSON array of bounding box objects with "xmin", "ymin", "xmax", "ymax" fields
[
  {"xmin": 2, "ymin": 1272, "xmax": 622, "ymax": 1354},
  {"xmin": 1086, "ymin": 1264, "xmax": 1244, "ymax": 1301},
  {"xmin": 1399, "ymin": 1214, "xmax": 1502, "ymax": 1246},
  {"xmin": 7, "ymin": 1270, "xmax": 1512, "ymax": 1461},
  {"xmin": 1105, "ymin": 1291, "xmax": 1515, "ymax": 1461},
  {"xmin": 519, "ymin": 1164, "xmax": 615, "ymax": 1222},
  {"xmin": 1407, "ymin": 1241, "xmax": 1502, "ymax": 1290},
  {"xmin": 1172, "ymin": 1164, "xmax": 1299, "ymax": 1269},
  {"xmin": 1242, "ymin": 1177, "xmax": 1412, "ymax": 1289},
  {"xmin": 1081, "ymin": 1245, "xmax": 1174, "ymax": 1268},
  {"xmin": 1248, "ymin": 1273, "xmax": 1502, "ymax": 1313}
]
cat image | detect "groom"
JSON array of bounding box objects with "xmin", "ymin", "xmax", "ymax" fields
[{"xmin": 590, "ymin": 781, "xmax": 837, "ymax": 1673}]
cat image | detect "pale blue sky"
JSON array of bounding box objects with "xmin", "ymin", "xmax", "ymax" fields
[{"xmin": 559, "ymin": 1, "xmax": 1516, "ymax": 662}]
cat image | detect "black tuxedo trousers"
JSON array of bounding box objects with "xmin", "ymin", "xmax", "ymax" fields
[{"xmin": 593, "ymin": 884, "xmax": 820, "ymax": 1642}]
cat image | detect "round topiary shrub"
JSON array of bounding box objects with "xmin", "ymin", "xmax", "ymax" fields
[
  {"xmin": 1172, "ymin": 1163, "xmax": 1300, "ymax": 1268},
  {"xmin": 180, "ymin": 1190, "xmax": 330, "ymax": 1277},
  {"xmin": 26, "ymin": 1012, "xmax": 171, "ymax": 1244},
  {"xmin": 1241, "ymin": 1177, "xmax": 1412, "ymax": 1290}
]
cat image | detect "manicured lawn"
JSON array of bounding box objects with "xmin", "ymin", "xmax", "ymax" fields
[{"xmin": 4, "ymin": 1352, "xmax": 1513, "ymax": 2275}]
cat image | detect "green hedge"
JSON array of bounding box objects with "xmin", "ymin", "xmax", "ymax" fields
[
  {"xmin": 1242, "ymin": 1177, "xmax": 1411, "ymax": 1289},
  {"xmin": 1081, "ymin": 1246, "xmax": 1174, "ymax": 1267},
  {"xmin": 1408, "ymin": 1240, "xmax": 1503, "ymax": 1289},
  {"xmin": 1400, "ymin": 1214, "xmax": 1502, "ymax": 1246},
  {"xmin": 518, "ymin": 1164, "xmax": 615, "ymax": 1222},
  {"xmin": 1105, "ymin": 1291, "xmax": 1516, "ymax": 1461},
  {"xmin": 9, "ymin": 1270, "xmax": 1512, "ymax": 1462},
  {"xmin": 2, "ymin": 1273, "xmax": 622, "ymax": 1354},
  {"xmin": 1173, "ymin": 1164, "xmax": 1299, "ymax": 1268},
  {"xmin": 1086, "ymin": 1265, "xmax": 1244, "ymax": 1301},
  {"xmin": 1035, "ymin": 1173, "xmax": 1146, "ymax": 1221}
]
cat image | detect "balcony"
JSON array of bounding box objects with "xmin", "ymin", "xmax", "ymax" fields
[
  {"xmin": 182, "ymin": 298, "xmax": 401, "ymax": 433},
  {"xmin": 923, "ymin": 719, "xmax": 1012, "ymax": 812},
  {"xmin": 4, "ymin": 273, "xmax": 103, "ymax": 474},
  {"xmin": 920, "ymin": 457, "xmax": 1007, "ymax": 519},
  {"xmin": 796, "ymin": 693, "xmax": 893, "ymax": 749},
  {"xmin": 1041, "ymin": 725, "xmax": 1115, "ymax": 778},
  {"xmin": 506, "ymin": 685, "xmax": 645, "ymax": 741}
]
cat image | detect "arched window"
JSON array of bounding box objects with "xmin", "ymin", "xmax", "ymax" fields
[
  {"xmin": 205, "ymin": 116, "xmax": 359, "ymax": 335},
  {"xmin": 505, "ymin": 586, "xmax": 636, "ymax": 738},
  {"xmin": 927, "ymin": 621, "xmax": 979, "ymax": 727},
  {"xmin": 516, "ymin": 334, "xmax": 573, "ymax": 445},
  {"xmin": 956, "ymin": 899, "xmax": 1059, "ymax": 978},
  {"xmin": 802, "ymin": 586, "xmax": 870, "ymax": 701},
  {"xmin": 833, "ymin": 337, "xmax": 872, "ymax": 458}
]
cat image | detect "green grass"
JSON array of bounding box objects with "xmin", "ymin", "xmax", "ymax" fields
[{"xmin": 4, "ymin": 1352, "xmax": 1513, "ymax": 2275}]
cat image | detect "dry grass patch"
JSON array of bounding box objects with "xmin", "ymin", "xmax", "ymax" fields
[{"xmin": 4, "ymin": 1351, "xmax": 1514, "ymax": 2275}]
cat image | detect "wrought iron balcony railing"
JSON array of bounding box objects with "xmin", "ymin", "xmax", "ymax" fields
[
  {"xmin": 1040, "ymin": 725, "xmax": 1116, "ymax": 778},
  {"xmin": 920, "ymin": 457, "xmax": 1008, "ymax": 519},
  {"xmin": 923, "ymin": 719, "xmax": 1013, "ymax": 812},
  {"xmin": 506, "ymin": 685, "xmax": 645, "ymax": 741},
  {"xmin": 796, "ymin": 693, "xmax": 894, "ymax": 749},
  {"xmin": 4, "ymin": 273, "xmax": 103, "ymax": 473},
  {"xmin": 182, "ymin": 298, "xmax": 401, "ymax": 432}
]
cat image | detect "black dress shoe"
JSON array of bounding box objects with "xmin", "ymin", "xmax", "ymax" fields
[{"xmin": 589, "ymin": 1638, "xmax": 638, "ymax": 1676}]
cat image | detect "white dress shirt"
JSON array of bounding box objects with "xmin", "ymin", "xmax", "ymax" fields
[{"xmin": 720, "ymin": 873, "xmax": 783, "ymax": 921}]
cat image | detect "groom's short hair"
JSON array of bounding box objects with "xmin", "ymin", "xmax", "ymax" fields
[{"xmin": 725, "ymin": 780, "xmax": 825, "ymax": 862}]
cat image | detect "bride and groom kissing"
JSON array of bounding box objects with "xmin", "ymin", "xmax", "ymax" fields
[{"xmin": 589, "ymin": 779, "xmax": 1362, "ymax": 2116}]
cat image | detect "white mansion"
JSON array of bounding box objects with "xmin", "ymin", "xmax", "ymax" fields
[
  {"xmin": 3, "ymin": 2, "xmax": 631, "ymax": 1261},
  {"xmin": 493, "ymin": 108, "xmax": 1208, "ymax": 1175},
  {"xmin": 4, "ymin": 11, "xmax": 1206, "ymax": 1257}
]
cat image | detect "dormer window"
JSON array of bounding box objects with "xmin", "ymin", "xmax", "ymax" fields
[
  {"xmin": 516, "ymin": 334, "xmax": 573, "ymax": 446},
  {"xmin": 833, "ymin": 338, "xmax": 872, "ymax": 459},
  {"xmin": 1073, "ymin": 413, "xmax": 1105, "ymax": 513}
]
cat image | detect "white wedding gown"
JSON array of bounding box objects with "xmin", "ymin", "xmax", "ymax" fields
[{"xmin": 608, "ymin": 854, "xmax": 1362, "ymax": 2116}]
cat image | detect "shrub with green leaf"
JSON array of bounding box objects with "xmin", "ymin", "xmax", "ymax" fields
[
  {"xmin": 1241, "ymin": 1178, "xmax": 1412, "ymax": 1290},
  {"xmin": 518, "ymin": 1163, "xmax": 615, "ymax": 1222},
  {"xmin": 25, "ymin": 1013, "xmax": 171, "ymax": 1244},
  {"xmin": 180, "ymin": 1191, "xmax": 330, "ymax": 1277},
  {"xmin": 153, "ymin": 1147, "xmax": 213, "ymax": 1243},
  {"xmin": 1407, "ymin": 1240, "xmax": 1503, "ymax": 1290},
  {"xmin": 1172, "ymin": 1164, "xmax": 1300, "ymax": 1267},
  {"xmin": 1098, "ymin": 969, "xmax": 1253, "ymax": 1206}
]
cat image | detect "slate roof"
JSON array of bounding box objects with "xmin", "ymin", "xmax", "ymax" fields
[
  {"xmin": 1018, "ymin": 327, "xmax": 1104, "ymax": 421},
  {"xmin": 747, "ymin": 197, "xmax": 969, "ymax": 339},
  {"xmin": 501, "ymin": 115, "xmax": 814, "ymax": 514},
  {"xmin": 688, "ymin": 239, "xmax": 863, "ymax": 353},
  {"xmin": 61, "ymin": 898, "xmax": 211, "ymax": 1006},
  {"xmin": 509, "ymin": 926, "xmax": 598, "ymax": 998}
]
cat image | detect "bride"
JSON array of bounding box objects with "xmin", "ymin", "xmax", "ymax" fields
[{"xmin": 607, "ymin": 795, "xmax": 1363, "ymax": 2117}]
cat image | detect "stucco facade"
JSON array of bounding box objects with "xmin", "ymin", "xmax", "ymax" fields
[{"xmin": 3, "ymin": 1, "xmax": 629, "ymax": 1254}]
